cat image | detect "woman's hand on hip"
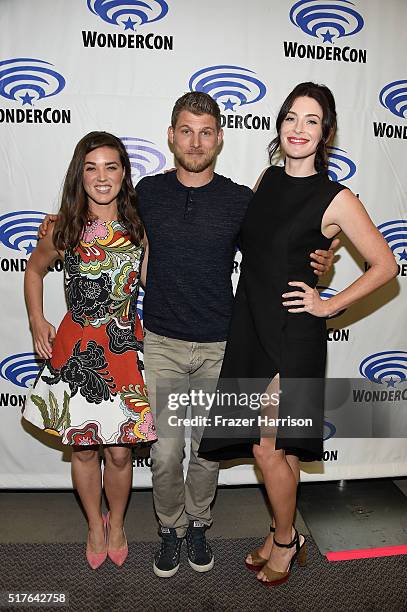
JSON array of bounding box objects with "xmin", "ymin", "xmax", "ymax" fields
[{"xmin": 282, "ymin": 282, "xmax": 329, "ymax": 317}]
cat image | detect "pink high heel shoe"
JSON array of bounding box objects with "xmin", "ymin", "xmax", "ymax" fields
[
  {"xmin": 105, "ymin": 512, "xmax": 128, "ymax": 567},
  {"xmin": 86, "ymin": 517, "xmax": 107, "ymax": 570}
]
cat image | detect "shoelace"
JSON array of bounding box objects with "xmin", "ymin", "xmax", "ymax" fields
[
  {"xmin": 160, "ymin": 532, "xmax": 181, "ymax": 559},
  {"xmin": 188, "ymin": 528, "xmax": 208, "ymax": 551}
]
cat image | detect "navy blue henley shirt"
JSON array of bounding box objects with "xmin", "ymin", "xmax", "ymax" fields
[{"xmin": 137, "ymin": 171, "xmax": 252, "ymax": 342}]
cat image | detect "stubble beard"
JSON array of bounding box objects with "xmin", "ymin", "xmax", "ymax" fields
[{"xmin": 174, "ymin": 147, "xmax": 217, "ymax": 174}]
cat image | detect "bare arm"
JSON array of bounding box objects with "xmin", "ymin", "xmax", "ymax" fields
[
  {"xmin": 321, "ymin": 189, "xmax": 397, "ymax": 313},
  {"xmin": 24, "ymin": 228, "xmax": 61, "ymax": 358},
  {"xmin": 283, "ymin": 189, "xmax": 398, "ymax": 316}
]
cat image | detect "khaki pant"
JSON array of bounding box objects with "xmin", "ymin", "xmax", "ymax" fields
[{"xmin": 144, "ymin": 329, "xmax": 225, "ymax": 537}]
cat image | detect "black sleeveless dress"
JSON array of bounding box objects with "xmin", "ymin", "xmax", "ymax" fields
[{"xmin": 199, "ymin": 166, "xmax": 346, "ymax": 461}]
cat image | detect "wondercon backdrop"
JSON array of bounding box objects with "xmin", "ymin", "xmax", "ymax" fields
[{"xmin": 0, "ymin": 0, "xmax": 406, "ymax": 488}]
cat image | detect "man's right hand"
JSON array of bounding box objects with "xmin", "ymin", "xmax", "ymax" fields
[{"xmin": 38, "ymin": 214, "xmax": 57, "ymax": 239}]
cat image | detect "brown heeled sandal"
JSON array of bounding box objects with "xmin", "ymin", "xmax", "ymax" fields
[
  {"xmin": 245, "ymin": 525, "xmax": 275, "ymax": 571},
  {"xmin": 257, "ymin": 528, "xmax": 307, "ymax": 587}
]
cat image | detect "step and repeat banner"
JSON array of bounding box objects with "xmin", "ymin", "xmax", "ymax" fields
[{"xmin": 0, "ymin": 0, "xmax": 406, "ymax": 488}]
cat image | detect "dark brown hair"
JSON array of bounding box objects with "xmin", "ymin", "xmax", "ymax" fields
[
  {"xmin": 268, "ymin": 82, "xmax": 337, "ymax": 172},
  {"xmin": 171, "ymin": 92, "xmax": 221, "ymax": 131},
  {"xmin": 53, "ymin": 131, "xmax": 143, "ymax": 251}
]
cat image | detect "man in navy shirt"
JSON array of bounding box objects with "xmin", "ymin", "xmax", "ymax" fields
[{"xmin": 137, "ymin": 93, "xmax": 335, "ymax": 578}]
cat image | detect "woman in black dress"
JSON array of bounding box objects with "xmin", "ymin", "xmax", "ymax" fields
[{"xmin": 199, "ymin": 82, "xmax": 397, "ymax": 585}]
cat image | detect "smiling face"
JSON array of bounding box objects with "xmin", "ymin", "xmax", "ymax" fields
[
  {"xmin": 280, "ymin": 96, "xmax": 324, "ymax": 164},
  {"xmin": 168, "ymin": 110, "xmax": 223, "ymax": 173},
  {"xmin": 82, "ymin": 146, "xmax": 125, "ymax": 213}
]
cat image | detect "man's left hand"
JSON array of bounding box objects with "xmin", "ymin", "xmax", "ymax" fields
[{"xmin": 310, "ymin": 238, "xmax": 340, "ymax": 276}]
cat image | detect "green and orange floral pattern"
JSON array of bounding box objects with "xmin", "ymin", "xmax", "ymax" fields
[{"xmin": 24, "ymin": 220, "xmax": 157, "ymax": 446}]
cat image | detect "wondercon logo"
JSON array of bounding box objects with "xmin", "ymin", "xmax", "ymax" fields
[
  {"xmin": 87, "ymin": 0, "xmax": 169, "ymax": 30},
  {"xmin": 317, "ymin": 286, "xmax": 346, "ymax": 317},
  {"xmin": 0, "ymin": 58, "xmax": 65, "ymax": 106},
  {"xmin": 0, "ymin": 211, "xmax": 46, "ymax": 255},
  {"xmin": 289, "ymin": 0, "xmax": 364, "ymax": 43},
  {"xmin": 318, "ymin": 286, "xmax": 338, "ymax": 300},
  {"xmin": 189, "ymin": 65, "xmax": 266, "ymax": 112},
  {"xmin": 0, "ymin": 353, "xmax": 43, "ymax": 389},
  {"xmin": 121, "ymin": 137, "xmax": 166, "ymax": 182},
  {"xmin": 359, "ymin": 351, "xmax": 407, "ymax": 387},
  {"xmin": 327, "ymin": 146, "xmax": 356, "ymax": 182},
  {"xmin": 323, "ymin": 420, "xmax": 336, "ymax": 441},
  {"xmin": 377, "ymin": 220, "xmax": 407, "ymax": 263},
  {"xmin": 379, "ymin": 80, "xmax": 407, "ymax": 119},
  {"xmin": 137, "ymin": 286, "xmax": 144, "ymax": 322}
]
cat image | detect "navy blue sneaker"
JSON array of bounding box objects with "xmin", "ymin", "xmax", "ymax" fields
[
  {"xmin": 185, "ymin": 520, "xmax": 214, "ymax": 572},
  {"xmin": 153, "ymin": 527, "xmax": 183, "ymax": 578}
]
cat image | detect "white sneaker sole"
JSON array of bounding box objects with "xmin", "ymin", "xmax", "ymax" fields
[
  {"xmin": 153, "ymin": 561, "xmax": 180, "ymax": 578},
  {"xmin": 188, "ymin": 556, "xmax": 214, "ymax": 573}
]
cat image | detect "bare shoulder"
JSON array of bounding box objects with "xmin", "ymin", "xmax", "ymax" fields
[
  {"xmin": 326, "ymin": 187, "xmax": 367, "ymax": 220},
  {"xmin": 332, "ymin": 187, "xmax": 361, "ymax": 206},
  {"xmin": 322, "ymin": 188, "xmax": 370, "ymax": 238}
]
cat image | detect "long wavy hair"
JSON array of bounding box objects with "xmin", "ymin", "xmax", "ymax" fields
[
  {"xmin": 268, "ymin": 82, "xmax": 337, "ymax": 172},
  {"xmin": 53, "ymin": 131, "xmax": 144, "ymax": 251}
]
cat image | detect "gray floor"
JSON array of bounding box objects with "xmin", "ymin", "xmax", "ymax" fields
[
  {"xmin": 298, "ymin": 479, "xmax": 407, "ymax": 554},
  {"xmin": 1, "ymin": 480, "xmax": 406, "ymax": 550},
  {"xmin": 0, "ymin": 486, "xmax": 308, "ymax": 544}
]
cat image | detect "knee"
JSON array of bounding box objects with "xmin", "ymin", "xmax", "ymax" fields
[
  {"xmin": 72, "ymin": 448, "xmax": 99, "ymax": 464},
  {"xmin": 104, "ymin": 447, "xmax": 132, "ymax": 469},
  {"xmin": 151, "ymin": 440, "xmax": 184, "ymax": 472}
]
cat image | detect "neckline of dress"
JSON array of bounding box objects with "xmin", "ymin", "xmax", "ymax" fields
[
  {"xmin": 86, "ymin": 218, "xmax": 119, "ymax": 225},
  {"xmin": 281, "ymin": 166, "xmax": 325, "ymax": 183}
]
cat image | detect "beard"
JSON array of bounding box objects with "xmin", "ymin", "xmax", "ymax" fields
[{"xmin": 173, "ymin": 146, "xmax": 218, "ymax": 173}]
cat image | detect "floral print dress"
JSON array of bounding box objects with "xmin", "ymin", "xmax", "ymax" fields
[{"xmin": 24, "ymin": 219, "xmax": 157, "ymax": 446}]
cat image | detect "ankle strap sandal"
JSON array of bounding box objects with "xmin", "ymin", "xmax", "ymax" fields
[{"xmin": 259, "ymin": 528, "xmax": 307, "ymax": 587}]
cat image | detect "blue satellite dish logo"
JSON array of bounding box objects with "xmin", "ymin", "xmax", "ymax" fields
[
  {"xmin": 87, "ymin": 0, "xmax": 169, "ymax": 30},
  {"xmin": 317, "ymin": 286, "xmax": 346, "ymax": 317},
  {"xmin": 137, "ymin": 286, "xmax": 144, "ymax": 322},
  {"xmin": 0, "ymin": 211, "xmax": 46, "ymax": 255},
  {"xmin": 0, "ymin": 58, "xmax": 65, "ymax": 106},
  {"xmin": 359, "ymin": 351, "xmax": 407, "ymax": 387},
  {"xmin": 318, "ymin": 286, "xmax": 338, "ymax": 300},
  {"xmin": 121, "ymin": 137, "xmax": 166, "ymax": 183},
  {"xmin": 289, "ymin": 0, "xmax": 364, "ymax": 43},
  {"xmin": 0, "ymin": 353, "xmax": 43, "ymax": 389},
  {"xmin": 377, "ymin": 220, "xmax": 407, "ymax": 263},
  {"xmin": 327, "ymin": 146, "xmax": 356, "ymax": 182},
  {"xmin": 379, "ymin": 80, "xmax": 407, "ymax": 119},
  {"xmin": 323, "ymin": 420, "xmax": 336, "ymax": 441},
  {"xmin": 189, "ymin": 65, "xmax": 266, "ymax": 111}
]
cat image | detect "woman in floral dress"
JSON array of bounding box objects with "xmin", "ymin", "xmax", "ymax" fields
[{"xmin": 23, "ymin": 132, "xmax": 156, "ymax": 569}]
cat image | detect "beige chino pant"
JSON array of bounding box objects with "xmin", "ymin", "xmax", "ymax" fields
[{"xmin": 144, "ymin": 329, "xmax": 225, "ymax": 537}]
